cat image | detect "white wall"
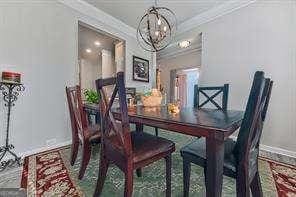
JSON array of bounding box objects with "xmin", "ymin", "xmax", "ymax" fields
[
  {"xmin": 0, "ymin": 1, "xmax": 154, "ymax": 157},
  {"xmin": 80, "ymin": 58, "xmax": 101, "ymax": 90},
  {"xmin": 115, "ymin": 41, "xmax": 125, "ymax": 72},
  {"xmin": 189, "ymin": 1, "xmax": 296, "ymax": 154},
  {"xmin": 158, "ymin": 50, "xmax": 202, "ymax": 99},
  {"xmin": 101, "ymin": 49, "xmax": 115, "ymax": 78}
]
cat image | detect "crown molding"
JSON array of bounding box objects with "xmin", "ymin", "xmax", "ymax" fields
[
  {"xmin": 177, "ymin": 0, "xmax": 256, "ymax": 36},
  {"xmin": 58, "ymin": 0, "xmax": 137, "ymax": 39},
  {"xmin": 157, "ymin": 45, "xmax": 202, "ymax": 61},
  {"xmin": 60, "ymin": 0, "xmax": 256, "ymax": 43}
]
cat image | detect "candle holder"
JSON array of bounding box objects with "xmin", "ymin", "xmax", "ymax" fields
[{"xmin": 0, "ymin": 81, "xmax": 24, "ymax": 171}]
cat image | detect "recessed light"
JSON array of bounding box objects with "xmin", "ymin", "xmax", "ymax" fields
[
  {"xmin": 178, "ymin": 40, "xmax": 191, "ymax": 48},
  {"xmin": 94, "ymin": 41, "xmax": 101, "ymax": 46},
  {"xmin": 86, "ymin": 48, "xmax": 92, "ymax": 53}
]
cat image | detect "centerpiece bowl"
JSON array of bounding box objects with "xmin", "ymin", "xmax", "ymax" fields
[{"xmin": 141, "ymin": 89, "xmax": 162, "ymax": 107}]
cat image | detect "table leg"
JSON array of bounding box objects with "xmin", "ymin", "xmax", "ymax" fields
[
  {"xmin": 135, "ymin": 123, "xmax": 143, "ymax": 132},
  {"xmin": 206, "ymin": 137, "xmax": 225, "ymax": 197}
]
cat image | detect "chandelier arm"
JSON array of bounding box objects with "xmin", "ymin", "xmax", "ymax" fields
[
  {"xmin": 157, "ymin": 7, "xmax": 177, "ymax": 30},
  {"xmin": 137, "ymin": 33, "xmax": 155, "ymax": 52},
  {"xmin": 146, "ymin": 13, "xmax": 157, "ymax": 51},
  {"xmin": 137, "ymin": 14, "xmax": 154, "ymax": 47},
  {"xmin": 137, "ymin": 13, "xmax": 157, "ymax": 52},
  {"xmin": 159, "ymin": 13, "xmax": 172, "ymax": 38},
  {"xmin": 138, "ymin": 29, "xmax": 153, "ymax": 48}
]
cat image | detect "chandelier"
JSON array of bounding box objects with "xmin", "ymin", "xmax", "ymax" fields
[{"xmin": 137, "ymin": 0, "xmax": 177, "ymax": 52}]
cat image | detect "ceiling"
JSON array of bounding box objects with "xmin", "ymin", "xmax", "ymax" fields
[
  {"xmin": 78, "ymin": 24, "xmax": 119, "ymax": 61},
  {"xmin": 84, "ymin": 0, "xmax": 230, "ymax": 29}
]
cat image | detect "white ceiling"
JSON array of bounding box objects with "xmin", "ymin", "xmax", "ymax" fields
[
  {"xmin": 84, "ymin": 0, "xmax": 230, "ymax": 29},
  {"xmin": 78, "ymin": 24, "xmax": 119, "ymax": 61}
]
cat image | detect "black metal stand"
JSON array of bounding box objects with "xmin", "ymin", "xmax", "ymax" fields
[{"xmin": 0, "ymin": 82, "xmax": 24, "ymax": 171}]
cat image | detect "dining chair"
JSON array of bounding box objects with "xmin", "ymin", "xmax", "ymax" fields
[
  {"xmin": 180, "ymin": 83, "xmax": 229, "ymax": 195},
  {"xmin": 66, "ymin": 85, "xmax": 101, "ymax": 180},
  {"xmin": 180, "ymin": 71, "xmax": 273, "ymax": 197},
  {"xmin": 93, "ymin": 72, "xmax": 175, "ymax": 197},
  {"xmin": 194, "ymin": 84, "xmax": 229, "ymax": 110}
]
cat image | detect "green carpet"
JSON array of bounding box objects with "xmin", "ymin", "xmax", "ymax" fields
[{"xmin": 62, "ymin": 127, "xmax": 277, "ymax": 197}]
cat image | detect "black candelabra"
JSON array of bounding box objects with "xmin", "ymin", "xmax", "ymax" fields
[{"xmin": 0, "ymin": 82, "xmax": 24, "ymax": 171}]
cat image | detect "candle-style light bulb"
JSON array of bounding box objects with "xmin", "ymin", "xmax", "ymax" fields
[{"xmin": 157, "ymin": 18, "xmax": 162, "ymax": 25}]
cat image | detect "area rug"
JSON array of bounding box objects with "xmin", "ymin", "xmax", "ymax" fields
[
  {"xmin": 21, "ymin": 130, "xmax": 296, "ymax": 197},
  {"xmin": 21, "ymin": 147, "xmax": 83, "ymax": 196},
  {"xmin": 261, "ymin": 157, "xmax": 296, "ymax": 196}
]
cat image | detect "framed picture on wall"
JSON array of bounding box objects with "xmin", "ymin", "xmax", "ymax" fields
[{"xmin": 133, "ymin": 55, "xmax": 149, "ymax": 82}]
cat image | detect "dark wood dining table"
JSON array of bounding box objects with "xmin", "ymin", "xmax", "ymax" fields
[{"xmin": 84, "ymin": 104, "xmax": 244, "ymax": 197}]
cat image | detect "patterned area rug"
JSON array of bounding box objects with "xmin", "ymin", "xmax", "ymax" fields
[{"xmin": 21, "ymin": 130, "xmax": 296, "ymax": 197}]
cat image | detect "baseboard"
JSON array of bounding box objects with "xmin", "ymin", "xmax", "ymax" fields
[
  {"xmin": 20, "ymin": 140, "xmax": 72, "ymax": 159},
  {"xmin": 259, "ymin": 144, "xmax": 296, "ymax": 159},
  {"xmin": 5, "ymin": 137, "xmax": 296, "ymax": 164},
  {"xmin": 230, "ymin": 136, "xmax": 296, "ymax": 163}
]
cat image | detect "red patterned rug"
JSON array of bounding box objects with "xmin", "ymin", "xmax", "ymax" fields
[
  {"xmin": 261, "ymin": 157, "xmax": 296, "ymax": 196},
  {"xmin": 20, "ymin": 146, "xmax": 296, "ymax": 196},
  {"xmin": 21, "ymin": 147, "xmax": 83, "ymax": 196}
]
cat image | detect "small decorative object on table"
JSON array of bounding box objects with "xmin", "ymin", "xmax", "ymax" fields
[
  {"xmin": 141, "ymin": 88, "xmax": 162, "ymax": 107},
  {"xmin": 168, "ymin": 102, "xmax": 180, "ymax": 114},
  {"xmin": 126, "ymin": 87, "xmax": 136, "ymax": 106},
  {"xmin": 0, "ymin": 71, "xmax": 25, "ymax": 171}
]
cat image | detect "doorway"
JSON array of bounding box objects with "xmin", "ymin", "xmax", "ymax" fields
[
  {"xmin": 78, "ymin": 22, "xmax": 125, "ymax": 94},
  {"xmin": 173, "ymin": 68, "xmax": 199, "ymax": 107}
]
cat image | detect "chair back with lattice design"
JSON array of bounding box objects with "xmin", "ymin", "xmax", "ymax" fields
[
  {"xmin": 194, "ymin": 84, "xmax": 229, "ymax": 110},
  {"xmin": 96, "ymin": 72, "xmax": 132, "ymax": 156}
]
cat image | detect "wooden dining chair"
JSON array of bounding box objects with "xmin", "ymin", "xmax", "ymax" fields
[
  {"xmin": 93, "ymin": 72, "xmax": 175, "ymax": 197},
  {"xmin": 194, "ymin": 84, "xmax": 229, "ymax": 110},
  {"xmin": 180, "ymin": 71, "xmax": 273, "ymax": 197},
  {"xmin": 66, "ymin": 85, "xmax": 101, "ymax": 180},
  {"xmin": 180, "ymin": 83, "xmax": 229, "ymax": 195}
]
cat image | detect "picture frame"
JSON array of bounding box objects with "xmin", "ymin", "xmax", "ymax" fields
[{"xmin": 132, "ymin": 55, "xmax": 149, "ymax": 82}]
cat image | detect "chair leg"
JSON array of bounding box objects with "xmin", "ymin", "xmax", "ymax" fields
[
  {"xmin": 124, "ymin": 167, "xmax": 133, "ymax": 197},
  {"xmin": 78, "ymin": 141, "xmax": 91, "ymax": 180},
  {"xmin": 135, "ymin": 124, "xmax": 143, "ymax": 177},
  {"xmin": 203, "ymin": 167, "xmax": 207, "ymax": 184},
  {"xmin": 236, "ymin": 171, "xmax": 250, "ymax": 197},
  {"xmin": 250, "ymin": 171, "xmax": 263, "ymax": 197},
  {"xmin": 136, "ymin": 168, "xmax": 142, "ymax": 177},
  {"xmin": 155, "ymin": 127, "xmax": 159, "ymax": 136},
  {"xmin": 94, "ymin": 154, "xmax": 109, "ymax": 196},
  {"xmin": 165, "ymin": 155, "xmax": 172, "ymax": 197},
  {"xmin": 70, "ymin": 140, "xmax": 79, "ymax": 166},
  {"xmin": 183, "ymin": 160, "xmax": 191, "ymax": 197}
]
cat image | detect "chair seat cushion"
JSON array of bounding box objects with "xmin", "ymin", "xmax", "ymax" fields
[
  {"xmin": 180, "ymin": 138, "xmax": 237, "ymax": 177},
  {"xmin": 132, "ymin": 132, "xmax": 175, "ymax": 164}
]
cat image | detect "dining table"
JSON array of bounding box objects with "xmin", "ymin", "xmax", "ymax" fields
[{"xmin": 84, "ymin": 104, "xmax": 244, "ymax": 197}]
